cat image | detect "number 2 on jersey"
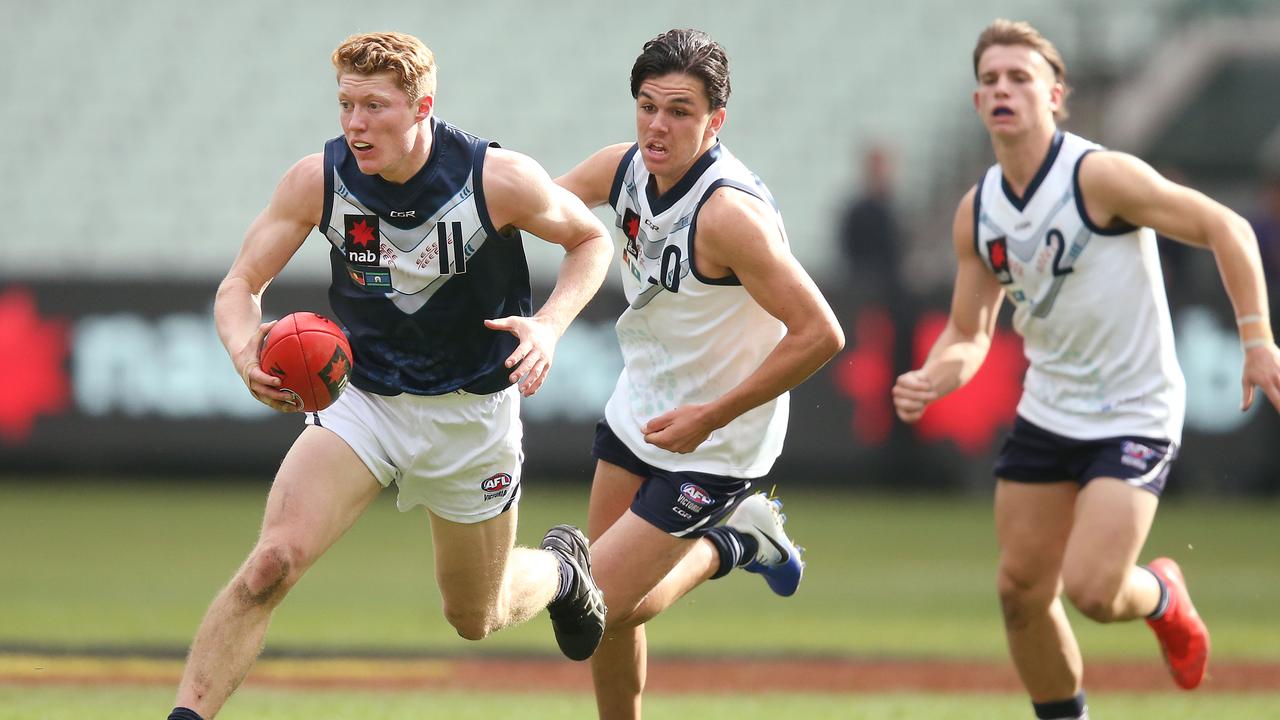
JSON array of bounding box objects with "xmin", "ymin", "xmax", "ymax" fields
[{"xmin": 1045, "ymin": 228, "xmax": 1073, "ymax": 277}]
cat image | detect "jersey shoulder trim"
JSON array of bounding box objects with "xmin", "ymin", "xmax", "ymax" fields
[
  {"xmin": 319, "ymin": 137, "xmax": 342, "ymax": 238},
  {"xmin": 686, "ymin": 178, "xmax": 773, "ymax": 287},
  {"xmin": 972, "ymin": 171, "xmax": 987, "ymax": 257},
  {"xmin": 471, "ymin": 140, "xmax": 508, "ymax": 240},
  {"xmin": 1072, "ymin": 148, "xmax": 1140, "ymax": 236},
  {"xmin": 608, "ymin": 144, "xmax": 640, "ymax": 209}
]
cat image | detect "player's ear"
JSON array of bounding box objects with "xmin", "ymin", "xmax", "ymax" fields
[
  {"xmin": 1048, "ymin": 82, "xmax": 1064, "ymax": 115},
  {"xmin": 707, "ymin": 107, "xmax": 727, "ymax": 138},
  {"xmin": 415, "ymin": 94, "xmax": 434, "ymax": 122}
]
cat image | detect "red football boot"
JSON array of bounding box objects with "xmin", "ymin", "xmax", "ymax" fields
[{"xmin": 1145, "ymin": 557, "xmax": 1210, "ymax": 690}]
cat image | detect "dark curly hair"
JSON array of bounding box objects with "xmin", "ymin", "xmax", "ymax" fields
[{"xmin": 630, "ymin": 29, "xmax": 730, "ymax": 110}]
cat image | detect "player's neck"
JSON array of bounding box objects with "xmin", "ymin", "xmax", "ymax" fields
[
  {"xmin": 992, "ymin": 126, "xmax": 1057, "ymax": 193},
  {"xmin": 379, "ymin": 121, "xmax": 434, "ymax": 185},
  {"xmin": 653, "ymin": 139, "xmax": 717, "ymax": 196}
]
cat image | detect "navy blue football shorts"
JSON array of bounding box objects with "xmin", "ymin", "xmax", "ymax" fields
[
  {"xmin": 591, "ymin": 420, "xmax": 753, "ymax": 537},
  {"xmin": 994, "ymin": 415, "xmax": 1179, "ymax": 496}
]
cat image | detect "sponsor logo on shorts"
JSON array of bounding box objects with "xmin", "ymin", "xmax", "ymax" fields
[
  {"xmin": 675, "ymin": 482, "xmax": 713, "ymax": 514},
  {"xmin": 481, "ymin": 472, "xmax": 513, "ymax": 501},
  {"xmin": 1120, "ymin": 441, "xmax": 1157, "ymax": 471},
  {"xmin": 671, "ymin": 506, "xmax": 692, "ymax": 519}
]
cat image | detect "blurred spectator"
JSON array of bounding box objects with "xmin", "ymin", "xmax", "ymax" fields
[
  {"xmin": 833, "ymin": 144, "xmax": 926, "ymax": 483},
  {"xmin": 837, "ymin": 144, "xmax": 906, "ymax": 308}
]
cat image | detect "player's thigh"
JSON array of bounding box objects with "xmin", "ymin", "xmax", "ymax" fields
[
  {"xmin": 1061, "ymin": 477, "xmax": 1158, "ymax": 592},
  {"xmin": 587, "ymin": 459, "xmax": 644, "ymax": 543},
  {"xmin": 429, "ymin": 505, "xmax": 518, "ymax": 604},
  {"xmin": 591, "ymin": 509, "xmax": 695, "ymax": 620},
  {"xmin": 994, "ymin": 478, "xmax": 1078, "ymax": 588},
  {"xmin": 258, "ymin": 425, "xmax": 383, "ymax": 564}
]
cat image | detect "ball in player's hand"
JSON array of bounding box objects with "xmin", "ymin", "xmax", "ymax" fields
[{"xmin": 258, "ymin": 312, "xmax": 352, "ymax": 412}]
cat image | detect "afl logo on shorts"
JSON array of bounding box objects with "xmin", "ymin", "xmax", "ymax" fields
[
  {"xmin": 679, "ymin": 483, "xmax": 712, "ymax": 506},
  {"xmin": 1120, "ymin": 441, "xmax": 1157, "ymax": 471},
  {"xmin": 481, "ymin": 473, "xmax": 513, "ymax": 501}
]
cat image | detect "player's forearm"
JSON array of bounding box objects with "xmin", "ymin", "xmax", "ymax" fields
[
  {"xmin": 533, "ymin": 232, "xmax": 612, "ymax": 335},
  {"xmin": 920, "ymin": 325, "xmax": 992, "ymax": 397},
  {"xmin": 214, "ymin": 275, "xmax": 267, "ymax": 367},
  {"xmin": 704, "ymin": 318, "xmax": 844, "ymax": 430},
  {"xmin": 1207, "ymin": 214, "xmax": 1274, "ymax": 346}
]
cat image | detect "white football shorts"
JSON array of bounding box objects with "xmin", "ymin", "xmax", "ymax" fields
[{"xmin": 304, "ymin": 384, "xmax": 523, "ymax": 523}]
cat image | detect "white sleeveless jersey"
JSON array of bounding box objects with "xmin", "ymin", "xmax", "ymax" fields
[
  {"xmin": 605, "ymin": 142, "xmax": 788, "ymax": 477},
  {"xmin": 974, "ymin": 131, "xmax": 1185, "ymax": 442}
]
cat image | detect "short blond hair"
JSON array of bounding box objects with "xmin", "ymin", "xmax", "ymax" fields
[
  {"xmin": 973, "ymin": 19, "xmax": 1070, "ymax": 121},
  {"xmin": 332, "ymin": 31, "xmax": 436, "ymax": 102}
]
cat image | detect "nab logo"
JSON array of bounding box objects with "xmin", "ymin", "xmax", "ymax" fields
[
  {"xmin": 344, "ymin": 214, "xmax": 381, "ymax": 266},
  {"xmin": 622, "ymin": 209, "xmax": 641, "ymax": 259},
  {"xmin": 987, "ymin": 236, "xmax": 1013, "ymax": 285}
]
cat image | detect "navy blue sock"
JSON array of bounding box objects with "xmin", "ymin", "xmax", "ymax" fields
[
  {"xmin": 704, "ymin": 527, "xmax": 758, "ymax": 579},
  {"xmin": 1032, "ymin": 692, "xmax": 1088, "ymax": 719},
  {"xmin": 168, "ymin": 708, "xmax": 204, "ymax": 720},
  {"xmin": 550, "ymin": 553, "xmax": 574, "ymax": 605},
  {"xmin": 1143, "ymin": 565, "xmax": 1170, "ymax": 619}
]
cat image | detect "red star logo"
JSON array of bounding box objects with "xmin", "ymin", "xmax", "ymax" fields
[
  {"xmin": 0, "ymin": 287, "xmax": 70, "ymax": 443},
  {"xmin": 990, "ymin": 240, "xmax": 1007, "ymax": 269},
  {"xmin": 349, "ymin": 219, "xmax": 375, "ymax": 247}
]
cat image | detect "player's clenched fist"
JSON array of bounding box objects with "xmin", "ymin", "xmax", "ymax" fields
[{"xmin": 892, "ymin": 370, "xmax": 939, "ymax": 424}]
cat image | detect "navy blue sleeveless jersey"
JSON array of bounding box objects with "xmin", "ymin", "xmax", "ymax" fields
[{"xmin": 318, "ymin": 118, "xmax": 532, "ymax": 396}]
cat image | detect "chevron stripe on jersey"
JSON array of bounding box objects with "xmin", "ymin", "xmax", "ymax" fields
[
  {"xmin": 974, "ymin": 131, "xmax": 1185, "ymax": 442},
  {"xmin": 604, "ymin": 141, "xmax": 788, "ymax": 478},
  {"xmin": 319, "ymin": 118, "xmax": 532, "ymax": 397}
]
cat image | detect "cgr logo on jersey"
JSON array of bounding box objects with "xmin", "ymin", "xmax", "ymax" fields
[
  {"xmin": 344, "ymin": 214, "xmax": 381, "ymax": 266},
  {"xmin": 987, "ymin": 237, "xmax": 1013, "ymax": 284},
  {"xmin": 481, "ymin": 472, "xmax": 514, "ymax": 501},
  {"xmin": 675, "ymin": 482, "xmax": 713, "ymax": 514}
]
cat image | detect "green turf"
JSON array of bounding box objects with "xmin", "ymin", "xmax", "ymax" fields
[
  {"xmin": 2, "ymin": 685, "xmax": 1278, "ymax": 720},
  {"xmin": 2, "ymin": 479, "xmax": 1278, "ymax": 660}
]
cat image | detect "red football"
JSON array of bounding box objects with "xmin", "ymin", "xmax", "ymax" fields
[{"xmin": 259, "ymin": 312, "xmax": 353, "ymax": 412}]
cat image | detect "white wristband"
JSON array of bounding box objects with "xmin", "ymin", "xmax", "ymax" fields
[
  {"xmin": 1236, "ymin": 314, "xmax": 1267, "ymax": 327},
  {"xmin": 1242, "ymin": 338, "xmax": 1273, "ymax": 350}
]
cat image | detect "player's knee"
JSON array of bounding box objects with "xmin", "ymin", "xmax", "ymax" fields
[
  {"xmin": 603, "ymin": 605, "xmax": 641, "ymax": 631},
  {"xmin": 996, "ymin": 568, "xmax": 1052, "ymax": 628},
  {"xmin": 443, "ymin": 605, "xmax": 495, "ymax": 641},
  {"xmin": 1063, "ymin": 580, "xmax": 1120, "ymax": 623},
  {"xmin": 238, "ymin": 543, "xmax": 302, "ymax": 606}
]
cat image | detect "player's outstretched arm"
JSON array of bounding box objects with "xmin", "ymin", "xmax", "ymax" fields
[
  {"xmin": 1078, "ymin": 151, "xmax": 1280, "ymax": 411},
  {"xmin": 556, "ymin": 143, "xmax": 633, "ymax": 209},
  {"xmin": 641, "ymin": 188, "xmax": 845, "ymax": 453},
  {"xmin": 215, "ymin": 154, "xmax": 324, "ymax": 412},
  {"xmin": 893, "ymin": 186, "xmax": 1005, "ymax": 424},
  {"xmin": 482, "ymin": 148, "xmax": 613, "ymax": 396}
]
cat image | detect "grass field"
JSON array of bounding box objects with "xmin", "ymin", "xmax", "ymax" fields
[
  {"xmin": 5, "ymin": 686, "xmax": 1280, "ymax": 720},
  {"xmin": 2, "ymin": 478, "xmax": 1278, "ymax": 718}
]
